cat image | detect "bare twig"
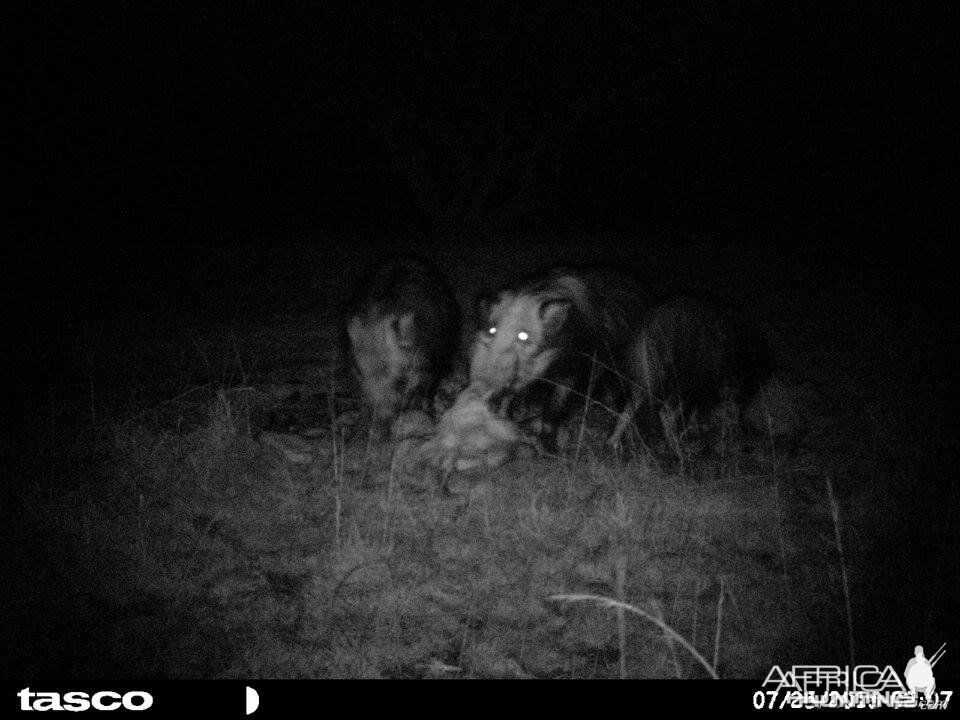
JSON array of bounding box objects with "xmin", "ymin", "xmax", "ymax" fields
[
  {"xmin": 824, "ymin": 473, "xmax": 854, "ymax": 667},
  {"xmin": 550, "ymin": 593, "xmax": 719, "ymax": 679},
  {"xmin": 713, "ymin": 578, "xmax": 726, "ymax": 671}
]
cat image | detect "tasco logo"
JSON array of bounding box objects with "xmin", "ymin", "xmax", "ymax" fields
[{"xmin": 18, "ymin": 688, "xmax": 153, "ymax": 712}]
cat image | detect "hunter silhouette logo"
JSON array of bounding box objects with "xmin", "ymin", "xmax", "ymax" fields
[{"xmin": 904, "ymin": 643, "xmax": 944, "ymax": 703}]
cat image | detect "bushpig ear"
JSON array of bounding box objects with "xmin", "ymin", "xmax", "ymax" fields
[
  {"xmin": 539, "ymin": 298, "xmax": 573, "ymax": 332},
  {"xmin": 393, "ymin": 312, "xmax": 417, "ymax": 346},
  {"xmin": 474, "ymin": 291, "xmax": 502, "ymax": 326},
  {"xmin": 346, "ymin": 316, "xmax": 363, "ymax": 345}
]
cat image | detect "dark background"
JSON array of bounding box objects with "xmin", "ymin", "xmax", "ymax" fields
[
  {"xmin": 10, "ymin": 4, "xmax": 952, "ymax": 315},
  {"xmin": 7, "ymin": 2, "xmax": 957, "ymax": 679}
]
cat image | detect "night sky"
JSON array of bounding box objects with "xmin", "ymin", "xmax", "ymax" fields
[{"xmin": 13, "ymin": 5, "xmax": 951, "ymax": 260}]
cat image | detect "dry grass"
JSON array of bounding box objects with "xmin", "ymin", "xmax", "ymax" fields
[{"xmin": 8, "ymin": 321, "xmax": 852, "ymax": 680}]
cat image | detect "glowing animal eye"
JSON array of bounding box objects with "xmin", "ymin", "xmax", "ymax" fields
[
  {"xmin": 487, "ymin": 326, "xmax": 497, "ymax": 335},
  {"xmin": 517, "ymin": 331, "xmax": 530, "ymax": 342}
]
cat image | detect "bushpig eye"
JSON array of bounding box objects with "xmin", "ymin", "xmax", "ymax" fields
[
  {"xmin": 517, "ymin": 331, "xmax": 530, "ymax": 342},
  {"xmin": 487, "ymin": 327, "xmax": 497, "ymax": 335}
]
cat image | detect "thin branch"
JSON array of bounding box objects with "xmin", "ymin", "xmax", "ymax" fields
[{"xmin": 551, "ymin": 593, "xmax": 719, "ymax": 679}]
